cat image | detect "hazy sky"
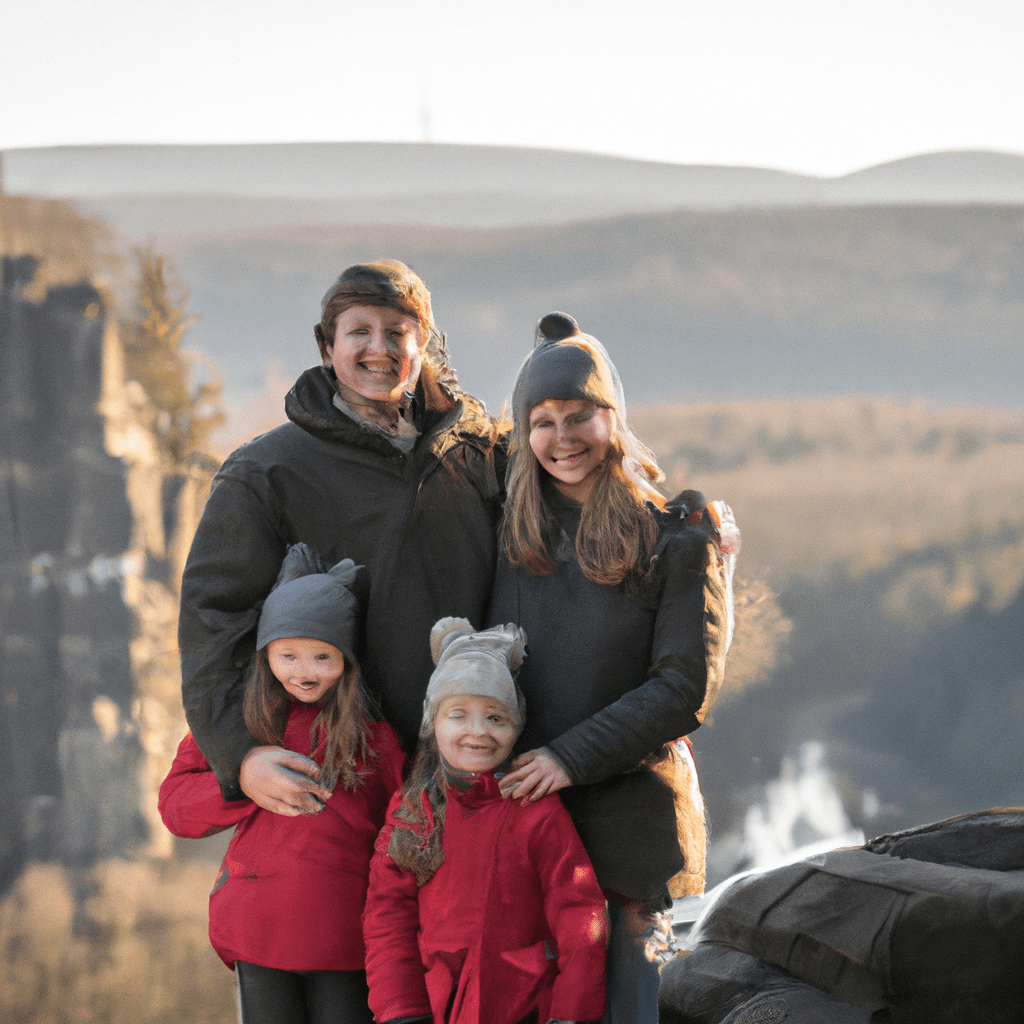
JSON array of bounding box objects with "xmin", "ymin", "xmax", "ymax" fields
[{"xmin": 3, "ymin": 0, "xmax": 1022, "ymax": 176}]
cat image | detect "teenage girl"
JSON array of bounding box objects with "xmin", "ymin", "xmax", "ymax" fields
[
  {"xmin": 363, "ymin": 617, "xmax": 608, "ymax": 1024},
  {"xmin": 160, "ymin": 545, "xmax": 404, "ymax": 1024},
  {"xmin": 487, "ymin": 313, "xmax": 733, "ymax": 1024}
]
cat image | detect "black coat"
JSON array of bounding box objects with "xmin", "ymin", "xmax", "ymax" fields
[
  {"xmin": 179, "ymin": 365, "xmax": 505, "ymax": 799},
  {"xmin": 487, "ymin": 489, "xmax": 728, "ymax": 900}
]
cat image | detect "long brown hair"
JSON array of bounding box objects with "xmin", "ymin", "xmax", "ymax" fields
[
  {"xmin": 500, "ymin": 410, "xmax": 663, "ymax": 586},
  {"xmin": 386, "ymin": 732, "xmax": 448, "ymax": 885},
  {"xmin": 242, "ymin": 648, "xmax": 374, "ymax": 791}
]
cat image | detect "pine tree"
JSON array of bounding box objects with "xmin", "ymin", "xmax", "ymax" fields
[{"xmin": 120, "ymin": 248, "xmax": 224, "ymax": 467}]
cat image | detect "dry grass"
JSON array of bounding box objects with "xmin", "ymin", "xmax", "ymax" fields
[
  {"xmin": 0, "ymin": 860, "xmax": 235, "ymax": 1024},
  {"xmin": 632, "ymin": 397, "xmax": 1024, "ymax": 610}
]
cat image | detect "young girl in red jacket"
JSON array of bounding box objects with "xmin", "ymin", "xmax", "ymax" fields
[
  {"xmin": 160, "ymin": 545, "xmax": 404, "ymax": 1024},
  {"xmin": 362, "ymin": 617, "xmax": 608, "ymax": 1024}
]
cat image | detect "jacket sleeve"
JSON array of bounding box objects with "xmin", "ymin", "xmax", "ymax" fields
[
  {"xmin": 531, "ymin": 800, "xmax": 608, "ymax": 1023},
  {"xmin": 362, "ymin": 800, "xmax": 432, "ymax": 1022},
  {"xmin": 547, "ymin": 528, "xmax": 729, "ymax": 786},
  {"xmin": 179, "ymin": 461, "xmax": 288, "ymax": 800},
  {"xmin": 158, "ymin": 732, "xmax": 254, "ymax": 838}
]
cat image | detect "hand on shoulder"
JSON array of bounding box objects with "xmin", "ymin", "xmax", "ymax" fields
[{"xmin": 498, "ymin": 748, "xmax": 572, "ymax": 803}]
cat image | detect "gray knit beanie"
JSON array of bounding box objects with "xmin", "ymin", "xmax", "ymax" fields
[
  {"xmin": 511, "ymin": 311, "xmax": 626, "ymax": 430},
  {"xmin": 421, "ymin": 617, "xmax": 527, "ymax": 736},
  {"xmin": 509, "ymin": 311, "xmax": 666, "ymax": 501},
  {"xmin": 256, "ymin": 543, "xmax": 362, "ymax": 665}
]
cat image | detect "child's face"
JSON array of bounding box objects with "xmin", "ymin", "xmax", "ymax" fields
[
  {"xmin": 266, "ymin": 637, "xmax": 346, "ymax": 704},
  {"xmin": 434, "ymin": 694, "xmax": 517, "ymax": 775},
  {"xmin": 528, "ymin": 399, "xmax": 614, "ymax": 503}
]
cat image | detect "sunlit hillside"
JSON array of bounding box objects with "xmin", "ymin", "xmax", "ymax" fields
[
  {"xmin": 0, "ymin": 193, "xmax": 117, "ymax": 289},
  {"xmin": 629, "ymin": 399, "xmax": 1024, "ymax": 872},
  {"xmin": 2, "ymin": 157, "xmax": 1022, "ymax": 1021},
  {"xmin": 151, "ymin": 203, "xmax": 1024, "ymax": 414}
]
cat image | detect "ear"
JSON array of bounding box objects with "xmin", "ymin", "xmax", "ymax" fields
[
  {"xmin": 314, "ymin": 322, "xmax": 333, "ymax": 360},
  {"xmin": 430, "ymin": 616, "xmax": 475, "ymax": 666},
  {"xmin": 415, "ymin": 320, "xmax": 431, "ymax": 354},
  {"xmin": 272, "ymin": 542, "xmax": 331, "ymax": 589},
  {"xmin": 326, "ymin": 558, "xmax": 361, "ymax": 590},
  {"xmin": 499, "ymin": 624, "xmax": 527, "ymax": 675}
]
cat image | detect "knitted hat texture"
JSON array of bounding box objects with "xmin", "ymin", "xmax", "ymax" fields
[
  {"xmin": 511, "ymin": 311, "xmax": 627, "ymax": 429},
  {"xmin": 256, "ymin": 543, "xmax": 362, "ymax": 665},
  {"xmin": 421, "ymin": 617, "xmax": 527, "ymax": 735},
  {"xmin": 510, "ymin": 311, "xmax": 668, "ymax": 502}
]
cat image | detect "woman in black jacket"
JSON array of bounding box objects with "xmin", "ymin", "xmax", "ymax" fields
[
  {"xmin": 488, "ymin": 312, "xmax": 732, "ymax": 1024},
  {"xmin": 179, "ymin": 260, "xmax": 505, "ymax": 813}
]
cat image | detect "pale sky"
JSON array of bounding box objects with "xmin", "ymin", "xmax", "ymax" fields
[{"xmin": 2, "ymin": 0, "xmax": 1022, "ymax": 177}]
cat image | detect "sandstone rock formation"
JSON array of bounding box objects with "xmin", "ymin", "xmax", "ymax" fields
[{"xmin": 0, "ymin": 254, "xmax": 216, "ymax": 895}]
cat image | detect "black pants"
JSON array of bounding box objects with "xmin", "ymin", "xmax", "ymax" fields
[{"xmin": 235, "ymin": 961, "xmax": 374, "ymax": 1024}]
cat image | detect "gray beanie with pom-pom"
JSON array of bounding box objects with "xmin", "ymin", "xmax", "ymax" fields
[{"xmin": 421, "ymin": 617, "xmax": 527, "ymax": 736}]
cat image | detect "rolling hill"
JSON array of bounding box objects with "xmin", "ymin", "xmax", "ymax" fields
[
  {"xmin": 161, "ymin": 203, "xmax": 1024, "ymax": 420},
  {"xmin": 3, "ymin": 142, "xmax": 1023, "ymax": 234}
]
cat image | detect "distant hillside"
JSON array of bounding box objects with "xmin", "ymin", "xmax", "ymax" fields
[
  {"xmin": 3, "ymin": 143, "xmax": 1023, "ymax": 234},
  {"xmin": 6, "ymin": 143, "xmax": 1022, "ymax": 419},
  {"xmin": 628, "ymin": 397, "xmax": 1024, "ymax": 873},
  {"xmin": 155, "ymin": 204, "xmax": 1024, "ymax": 420}
]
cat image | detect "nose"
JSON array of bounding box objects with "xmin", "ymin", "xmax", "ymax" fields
[
  {"xmin": 292, "ymin": 658, "xmax": 316, "ymax": 680},
  {"xmin": 366, "ymin": 325, "xmax": 389, "ymax": 354}
]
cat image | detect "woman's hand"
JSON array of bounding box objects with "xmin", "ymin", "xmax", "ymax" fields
[
  {"xmin": 239, "ymin": 746, "xmax": 332, "ymax": 816},
  {"xmin": 498, "ymin": 748, "xmax": 572, "ymax": 803}
]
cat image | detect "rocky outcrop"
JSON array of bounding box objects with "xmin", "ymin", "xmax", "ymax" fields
[{"xmin": 0, "ymin": 255, "xmax": 215, "ymax": 894}]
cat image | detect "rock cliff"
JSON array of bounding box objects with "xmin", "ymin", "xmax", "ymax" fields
[{"xmin": 0, "ymin": 254, "xmax": 215, "ymax": 894}]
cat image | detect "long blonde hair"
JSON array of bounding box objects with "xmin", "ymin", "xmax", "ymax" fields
[
  {"xmin": 500, "ymin": 313, "xmax": 670, "ymax": 585},
  {"xmin": 500, "ymin": 422, "xmax": 663, "ymax": 585},
  {"xmin": 242, "ymin": 648, "xmax": 374, "ymax": 791}
]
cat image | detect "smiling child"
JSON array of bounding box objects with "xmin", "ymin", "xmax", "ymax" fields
[{"xmin": 363, "ymin": 617, "xmax": 608, "ymax": 1024}]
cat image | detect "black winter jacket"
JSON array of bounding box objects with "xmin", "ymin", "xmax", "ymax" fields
[
  {"xmin": 179, "ymin": 365, "xmax": 505, "ymax": 799},
  {"xmin": 487, "ymin": 488, "xmax": 728, "ymax": 900}
]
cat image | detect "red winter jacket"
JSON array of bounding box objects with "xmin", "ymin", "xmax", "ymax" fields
[
  {"xmin": 159, "ymin": 701, "xmax": 403, "ymax": 971},
  {"xmin": 363, "ymin": 772, "xmax": 608, "ymax": 1024}
]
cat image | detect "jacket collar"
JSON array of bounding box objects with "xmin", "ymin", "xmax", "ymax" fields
[
  {"xmin": 445, "ymin": 767, "xmax": 506, "ymax": 808},
  {"xmin": 286, "ymin": 363, "xmax": 471, "ymax": 456}
]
